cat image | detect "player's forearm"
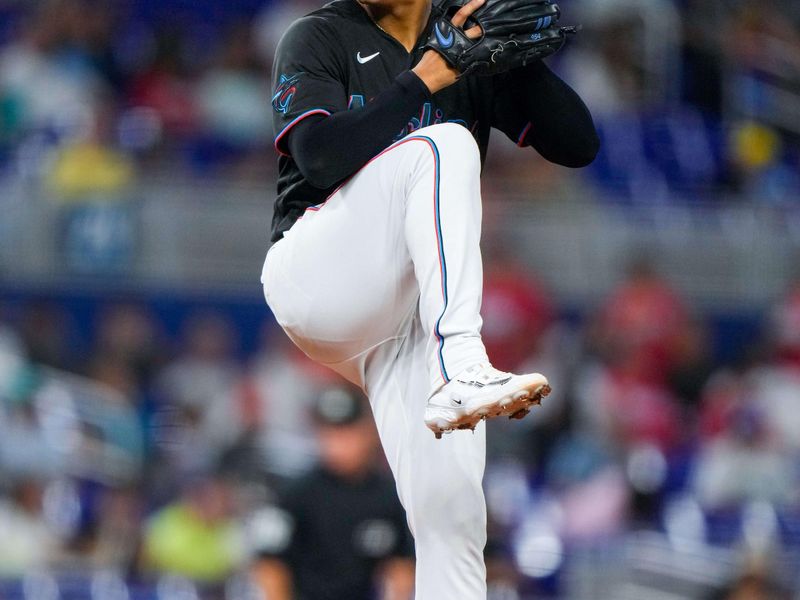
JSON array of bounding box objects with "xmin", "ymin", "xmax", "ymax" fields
[
  {"xmin": 287, "ymin": 71, "xmax": 430, "ymax": 189},
  {"xmin": 513, "ymin": 61, "xmax": 600, "ymax": 167},
  {"xmin": 412, "ymin": 50, "xmax": 460, "ymax": 94},
  {"xmin": 381, "ymin": 558, "xmax": 415, "ymax": 600},
  {"xmin": 250, "ymin": 560, "xmax": 292, "ymax": 600}
]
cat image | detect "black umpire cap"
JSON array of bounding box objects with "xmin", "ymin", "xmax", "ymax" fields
[{"xmin": 312, "ymin": 385, "xmax": 369, "ymax": 427}]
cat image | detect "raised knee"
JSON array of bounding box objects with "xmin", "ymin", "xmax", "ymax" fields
[{"xmin": 417, "ymin": 123, "xmax": 480, "ymax": 165}]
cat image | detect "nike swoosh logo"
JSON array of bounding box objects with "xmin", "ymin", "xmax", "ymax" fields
[
  {"xmin": 435, "ymin": 23, "xmax": 455, "ymax": 49},
  {"xmin": 357, "ymin": 51, "xmax": 380, "ymax": 64}
]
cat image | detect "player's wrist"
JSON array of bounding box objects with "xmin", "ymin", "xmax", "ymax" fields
[{"xmin": 412, "ymin": 50, "xmax": 459, "ymax": 94}]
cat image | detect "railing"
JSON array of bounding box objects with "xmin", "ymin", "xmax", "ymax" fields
[{"xmin": 1, "ymin": 175, "xmax": 799, "ymax": 309}]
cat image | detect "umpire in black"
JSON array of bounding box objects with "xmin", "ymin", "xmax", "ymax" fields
[{"xmin": 250, "ymin": 386, "xmax": 415, "ymax": 600}]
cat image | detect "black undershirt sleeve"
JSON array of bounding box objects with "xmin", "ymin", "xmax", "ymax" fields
[
  {"xmin": 287, "ymin": 70, "xmax": 431, "ymax": 189},
  {"xmin": 493, "ymin": 61, "xmax": 600, "ymax": 168}
]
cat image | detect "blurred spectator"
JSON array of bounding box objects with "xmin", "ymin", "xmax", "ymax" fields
[
  {"xmin": 195, "ymin": 23, "xmax": 270, "ymax": 148},
  {"xmin": 667, "ymin": 316, "xmax": 715, "ymax": 409},
  {"xmin": 0, "ymin": 334, "xmax": 62, "ymax": 479},
  {"xmin": 156, "ymin": 311, "xmax": 242, "ymax": 473},
  {"xmin": 571, "ymin": 258, "xmax": 696, "ymax": 519},
  {"xmin": 480, "ymin": 245, "xmax": 581, "ymax": 468},
  {"xmin": 249, "ymin": 385, "xmax": 414, "ymax": 600},
  {"xmin": 739, "ymin": 285, "xmax": 800, "ymax": 453},
  {"xmin": 159, "ymin": 312, "xmax": 239, "ymax": 407},
  {"xmin": 576, "ymin": 258, "xmax": 689, "ymax": 457},
  {"xmin": 591, "ymin": 257, "xmax": 691, "ymax": 384},
  {"xmin": 46, "ymin": 97, "xmax": 134, "ymax": 200},
  {"xmin": 733, "ymin": 0, "xmax": 800, "ymax": 73},
  {"xmin": 142, "ymin": 471, "xmax": 246, "ymax": 582},
  {"xmin": 699, "ymin": 368, "xmax": 750, "ymax": 442},
  {"xmin": 0, "ymin": 321, "xmax": 26, "ymax": 396},
  {"xmin": 0, "ymin": 479, "xmax": 58, "ymax": 576},
  {"xmin": 561, "ymin": 15, "xmax": 642, "ymax": 114},
  {"xmin": 0, "ymin": 0, "xmax": 105, "ymax": 139},
  {"xmin": 89, "ymin": 486, "xmax": 143, "ymax": 572},
  {"xmin": 768, "ymin": 281, "xmax": 800, "ymax": 368},
  {"xmin": 1, "ymin": 330, "xmax": 144, "ymax": 485},
  {"xmin": 482, "ymin": 250, "xmax": 555, "ymax": 373},
  {"xmin": 564, "ymin": 0, "xmax": 681, "ymax": 113},
  {"xmin": 17, "ymin": 301, "xmax": 78, "ymax": 370},
  {"xmin": 94, "ymin": 303, "xmax": 164, "ymax": 385},
  {"xmin": 128, "ymin": 27, "xmax": 198, "ymax": 138},
  {"xmin": 86, "ymin": 353, "xmax": 139, "ymax": 399},
  {"xmin": 88, "ymin": 303, "xmax": 161, "ymax": 447},
  {"xmin": 188, "ymin": 22, "xmax": 273, "ymax": 178},
  {"xmin": 693, "ymin": 283, "xmax": 800, "ymax": 510},
  {"xmin": 692, "ymin": 402, "xmax": 797, "ymax": 508},
  {"xmin": 679, "ymin": 1, "xmax": 725, "ymax": 115},
  {"xmin": 237, "ymin": 327, "xmax": 338, "ymax": 480},
  {"xmin": 0, "ymin": 395, "xmax": 62, "ymax": 480},
  {"xmin": 253, "ymin": 0, "xmax": 320, "ymax": 69},
  {"xmin": 575, "ymin": 358, "xmax": 682, "ymax": 454},
  {"xmin": 537, "ymin": 399, "xmax": 630, "ymax": 542}
]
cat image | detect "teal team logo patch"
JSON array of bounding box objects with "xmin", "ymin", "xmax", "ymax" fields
[{"xmin": 272, "ymin": 73, "xmax": 301, "ymax": 114}]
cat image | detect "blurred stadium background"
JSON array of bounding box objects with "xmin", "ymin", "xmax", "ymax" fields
[{"xmin": 1, "ymin": 0, "xmax": 800, "ymax": 598}]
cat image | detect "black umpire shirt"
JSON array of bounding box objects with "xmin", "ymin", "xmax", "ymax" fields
[
  {"xmin": 253, "ymin": 467, "xmax": 414, "ymax": 600},
  {"xmin": 270, "ymin": 0, "xmax": 599, "ymax": 241}
]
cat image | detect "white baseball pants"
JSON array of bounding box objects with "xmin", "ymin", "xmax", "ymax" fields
[{"xmin": 262, "ymin": 123, "xmax": 490, "ymax": 599}]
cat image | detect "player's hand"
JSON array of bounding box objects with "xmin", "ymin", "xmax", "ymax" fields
[
  {"xmin": 413, "ymin": 0, "xmax": 485, "ymax": 94},
  {"xmin": 450, "ymin": 0, "xmax": 485, "ymax": 36}
]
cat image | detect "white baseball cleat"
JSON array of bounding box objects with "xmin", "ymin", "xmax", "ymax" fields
[{"xmin": 424, "ymin": 363, "xmax": 551, "ymax": 439}]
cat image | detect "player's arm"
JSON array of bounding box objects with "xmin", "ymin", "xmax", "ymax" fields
[
  {"xmin": 379, "ymin": 557, "xmax": 415, "ymax": 600},
  {"xmin": 275, "ymin": 4, "xmax": 484, "ymax": 190},
  {"xmin": 272, "ymin": 17, "xmax": 427, "ymax": 190},
  {"xmin": 286, "ymin": 72, "xmax": 431, "ymax": 189},
  {"xmin": 493, "ymin": 61, "xmax": 600, "ymax": 168},
  {"xmin": 250, "ymin": 559, "xmax": 293, "ymax": 600},
  {"xmin": 246, "ymin": 504, "xmax": 297, "ymax": 600}
]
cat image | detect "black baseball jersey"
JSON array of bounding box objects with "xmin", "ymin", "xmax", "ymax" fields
[
  {"xmin": 270, "ymin": 0, "xmax": 533, "ymax": 242},
  {"xmin": 252, "ymin": 467, "xmax": 414, "ymax": 600}
]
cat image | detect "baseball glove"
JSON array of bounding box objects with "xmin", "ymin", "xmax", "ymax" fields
[{"xmin": 425, "ymin": 0, "xmax": 578, "ymax": 77}]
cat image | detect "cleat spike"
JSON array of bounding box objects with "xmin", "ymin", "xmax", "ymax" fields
[{"xmin": 509, "ymin": 408, "xmax": 530, "ymax": 420}]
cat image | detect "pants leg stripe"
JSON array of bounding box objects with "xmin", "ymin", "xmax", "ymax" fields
[{"xmin": 409, "ymin": 135, "xmax": 450, "ymax": 384}]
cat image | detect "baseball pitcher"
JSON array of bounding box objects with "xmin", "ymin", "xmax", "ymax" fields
[{"xmin": 261, "ymin": 0, "xmax": 599, "ymax": 597}]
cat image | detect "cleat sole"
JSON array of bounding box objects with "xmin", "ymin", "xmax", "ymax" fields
[{"xmin": 427, "ymin": 382, "xmax": 551, "ymax": 439}]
